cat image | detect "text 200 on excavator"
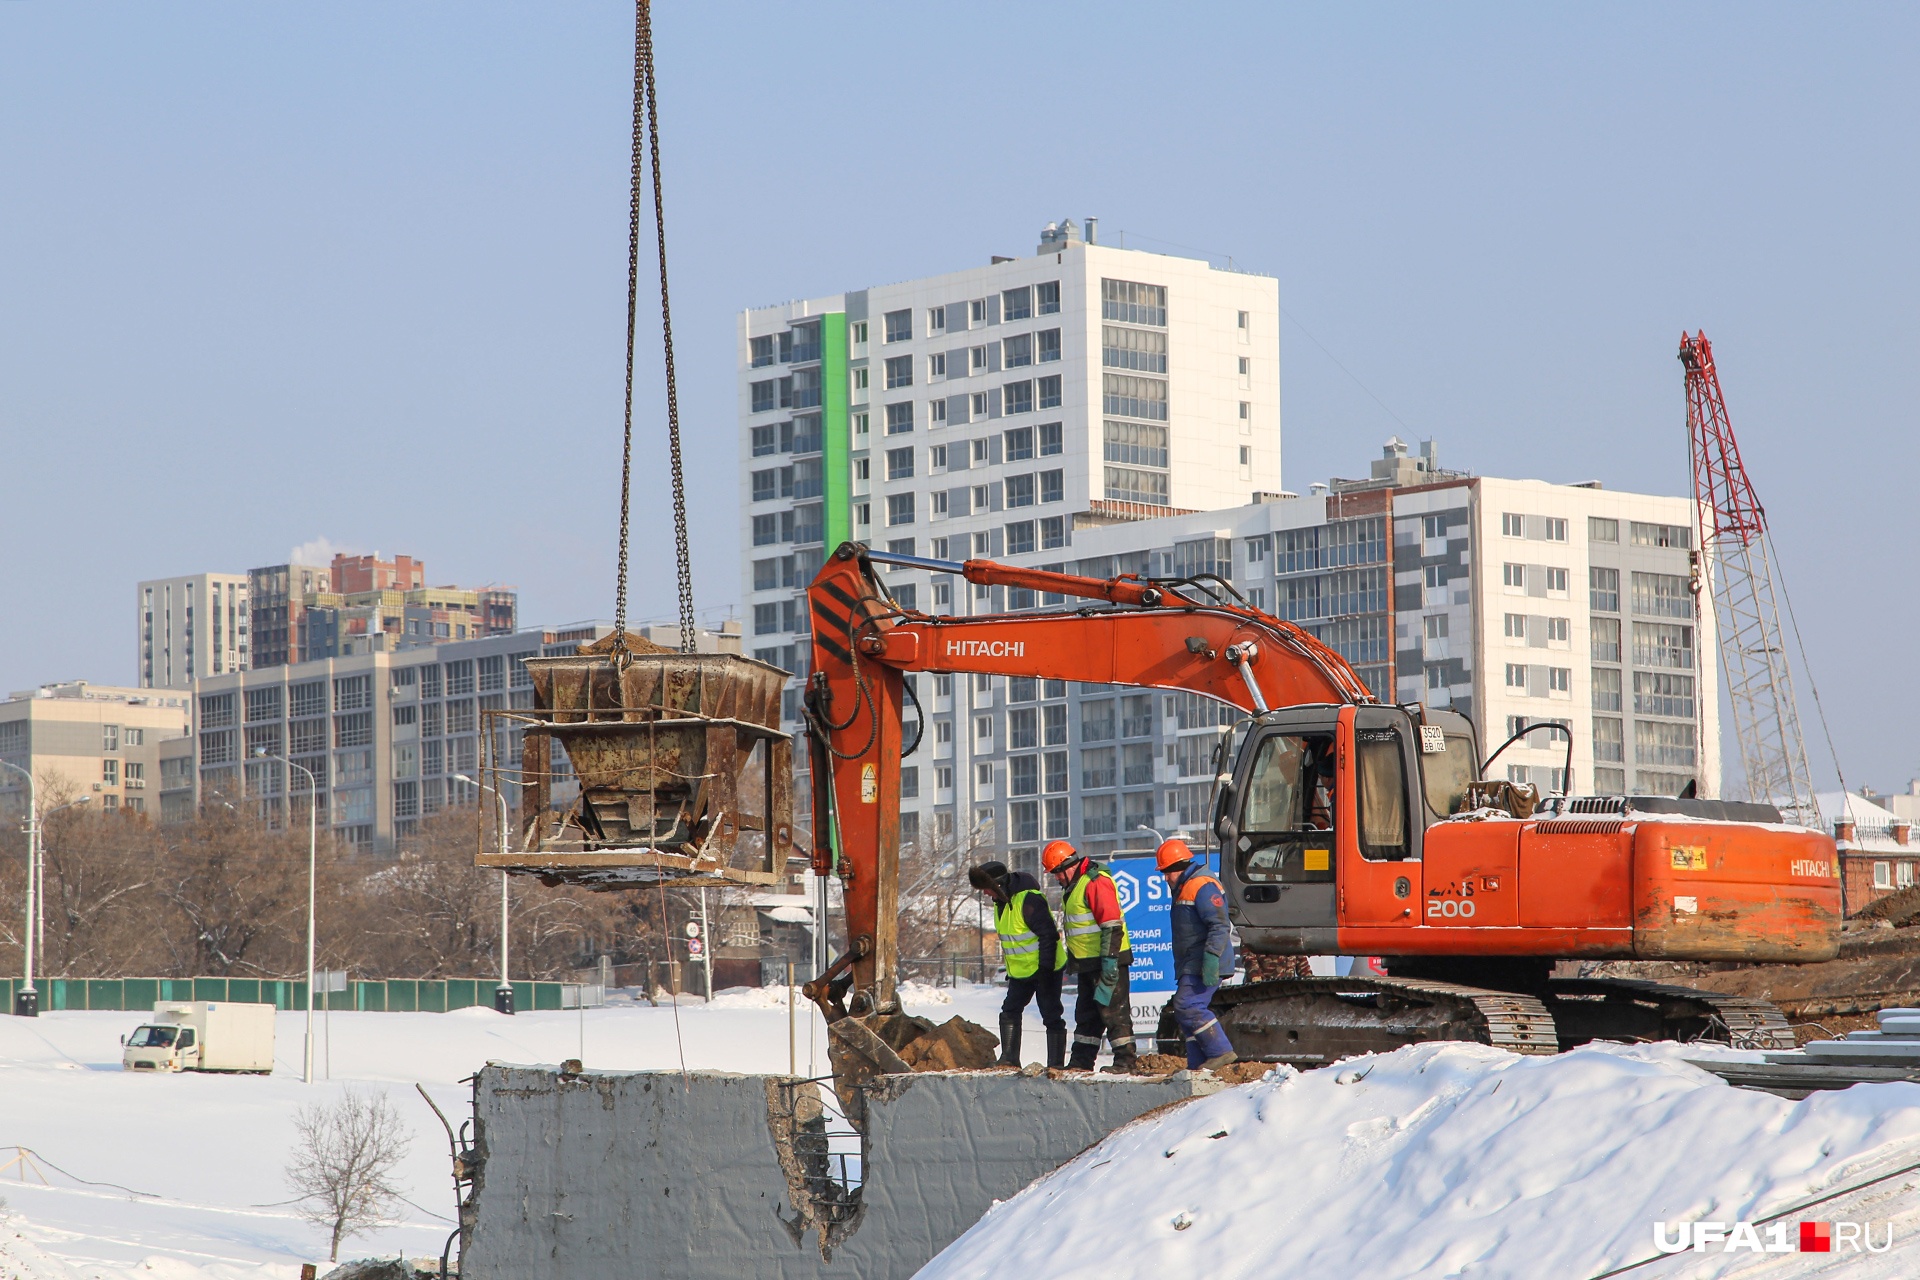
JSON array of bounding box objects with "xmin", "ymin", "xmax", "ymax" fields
[{"xmin": 801, "ymin": 543, "xmax": 1839, "ymax": 1064}]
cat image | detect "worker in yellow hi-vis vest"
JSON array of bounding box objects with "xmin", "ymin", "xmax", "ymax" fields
[
  {"xmin": 969, "ymin": 860, "xmax": 1067, "ymax": 1068},
  {"xmin": 1042, "ymin": 840, "xmax": 1137, "ymax": 1072}
]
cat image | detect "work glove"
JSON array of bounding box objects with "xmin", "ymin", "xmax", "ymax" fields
[
  {"xmin": 1094, "ymin": 957, "xmax": 1119, "ymax": 1006},
  {"xmin": 1201, "ymin": 952, "xmax": 1221, "ymax": 988}
]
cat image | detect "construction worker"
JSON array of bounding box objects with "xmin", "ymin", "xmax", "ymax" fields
[
  {"xmin": 968, "ymin": 860, "xmax": 1067, "ymax": 1069},
  {"xmin": 1157, "ymin": 838, "xmax": 1238, "ymax": 1070},
  {"xmin": 1041, "ymin": 839, "xmax": 1138, "ymax": 1072}
]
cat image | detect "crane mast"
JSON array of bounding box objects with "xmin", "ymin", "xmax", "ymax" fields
[{"xmin": 1680, "ymin": 332, "xmax": 1819, "ymax": 826}]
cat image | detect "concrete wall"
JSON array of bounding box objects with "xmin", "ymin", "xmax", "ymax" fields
[{"xmin": 464, "ymin": 1065, "xmax": 1210, "ymax": 1280}]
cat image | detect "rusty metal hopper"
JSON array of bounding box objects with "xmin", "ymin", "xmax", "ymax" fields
[{"xmin": 479, "ymin": 650, "xmax": 794, "ymax": 888}]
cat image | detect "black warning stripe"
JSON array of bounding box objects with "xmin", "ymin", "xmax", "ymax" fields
[
  {"xmin": 818, "ymin": 579, "xmax": 862, "ymax": 620},
  {"xmin": 811, "ymin": 594, "xmax": 852, "ymax": 641},
  {"xmin": 814, "ymin": 629, "xmax": 852, "ymax": 668}
]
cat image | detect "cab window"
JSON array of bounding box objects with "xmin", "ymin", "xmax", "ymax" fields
[
  {"xmin": 1355, "ymin": 728, "xmax": 1411, "ymax": 861},
  {"xmin": 1422, "ymin": 733, "xmax": 1477, "ymax": 819},
  {"xmin": 176, "ymin": 1029, "xmax": 196, "ymax": 1049},
  {"xmin": 1235, "ymin": 733, "xmax": 1336, "ymax": 884},
  {"xmin": 128, "ymin": 1025, "xmax": 178, "ymax": 1048}
]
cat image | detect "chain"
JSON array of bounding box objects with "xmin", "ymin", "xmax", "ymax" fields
[{"xmin": 612, "ymin": 0, "xmax": 696, "ymax": 661}]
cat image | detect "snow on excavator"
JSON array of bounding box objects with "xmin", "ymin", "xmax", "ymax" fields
[{"xmin": 800, "ymin": 542, "xmax": 1840, "ymax": 1069}]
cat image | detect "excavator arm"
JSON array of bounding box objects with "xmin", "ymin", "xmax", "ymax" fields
[{"xmin": 801, "ymin": 541, "xmax": 1376, "ymax": 1019}]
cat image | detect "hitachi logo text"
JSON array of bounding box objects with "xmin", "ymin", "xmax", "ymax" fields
[{"xmin": 944, "ymin": 639, "xmax": 1026, "ymax": 658}]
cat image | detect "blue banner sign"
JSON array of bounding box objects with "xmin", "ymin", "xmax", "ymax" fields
[{"xmin": 1105, "ymin": 852, "xmax": 1216, "ymax": 1036}]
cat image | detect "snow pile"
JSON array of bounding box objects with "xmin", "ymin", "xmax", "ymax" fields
[
  {"xmin": 921, "ymin": 1042, "xmax": 1920, "ymax": 1280},
  {"xmin": 0, "ymin": 984, "xmax": 1010, "ymax": 1278}
]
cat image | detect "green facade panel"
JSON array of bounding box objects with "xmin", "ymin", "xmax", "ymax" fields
[{"xmin": 821, "ymin": 312, "xmax": 852, "ymax": 552}]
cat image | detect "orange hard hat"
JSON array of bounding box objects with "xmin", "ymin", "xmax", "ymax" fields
[
  {"xmin": 1156, "ymin": 839, "xmax": 1195, "ymax": 873},
  {"xmin": 1040, "ymin": 840, "xmax": 1079, "ymax": 874}
]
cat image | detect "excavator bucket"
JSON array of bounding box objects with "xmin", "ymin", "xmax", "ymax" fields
[{"xmin": 478, "ymin": 645, "xmax": 794, "ymax": 888}]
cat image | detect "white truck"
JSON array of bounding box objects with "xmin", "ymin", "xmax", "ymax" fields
[{"xmin": 121, "ymin": 1001, "xmax": 276, "ymax": 1074}]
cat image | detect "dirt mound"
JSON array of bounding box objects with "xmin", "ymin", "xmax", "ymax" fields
[
  {"xmin": 1127, "ymin": 1053, "xmax": 1189, "ymax": 1075},
  {"xmin": 897, "ymin": 1016, "xmax": 1001, "ymax": 1071},
  {"xmin": 1853, "ymin": 885, "xmax": 1920, "ymax": 927},
  {"xmin": 1210, "ymin": 1060, "xmax": 1276, "ymax": 1085}
]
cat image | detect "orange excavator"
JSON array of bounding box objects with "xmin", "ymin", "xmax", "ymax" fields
[{"xmin": 801, "ymin": 543, "xmax": 1840, "ymax": 1065}]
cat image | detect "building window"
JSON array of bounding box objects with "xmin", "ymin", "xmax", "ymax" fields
[
  {"xmin": 927, "ymin": 306, "xmax": 946, "ymax": 334},
  {"xmin": 1041, "ymin": 515, "xmax": 1066, "ymax": 549},
  {"xmin": 1590, "ymin": 516, "xmax": 1619, "ymax": 543},
  {"xmin": 1003, "ymin": 286, "xmax": 1033, "ymax": 321},
  {"xmin": 971, "ymin": 391, "xmax": 988, "ymax": 418},
  {"xmin": 1631, "ymin": 521, "xmax": 1692, "ymax": 549},
  {"xmin": 1590, "ymin": 566, "xmax": 1620, "ymax": 612},
  {"xmin": 854, "ymin": 367, "xmax": 869, "ymax": 392},
  {"xmin": 1632, "ymin": 622, "xmax": 1694, "ymax": 669},
  {"xmin": 1545, "ymin": 518, "xmax": 1567, "ymax": 541},
  {"xmin": 1101, "ymin": 324, "xmax": 1167, "ymax": 372},
  {"xmin": 886, "ymin": 446, "xmax": 915, "ymax": 481},
  {"xmin": 928, "ymin": 352, "xmax": 946, "ymax": 380},
  {"xmin": 1044, "ymin": 703, "xmax": 1068, "ymax": 746},
  {"xmin": 1004, "ymin": 380, "xmax": 1034, "ymax": 415},
  {"xmin": 1548, "ymin": 667, "xmax": 1571, "ymax": 695},
  {"xmin": 1502, "ymin": 512, "xmax": 1525, "ymax": 538},
  {"xmin": 1037, "ymin": 281, "xmax": 1060, "ymax": 315},
  {"xmin": 885, "ymin": 401, "xmax": 914, "ymax": 434},
  {"xmin": 1101, "ymin": 279, "xmax": 1167, "ymax": 326},
  {"xmin": 1103, "ymin": 419, "xmax": 1167, "ymax": 468},
  {"xmin": 1082, "ymin": 701, "xmax": 1116, "ymax": 742},
  {"xmin": 929, "ymin": 398, "xmax": 947, "ymax": 426},
  {"xmin": 1545, "ymin": 567, "xmax": 1569, "ymax": 594},
  {"xmin": 1004, "ymin": 333, "xmax": 1032, "ymax": 368},
  {"xmin": 102, "ymin": 758, "xmax": 119, "ymax": 786},
  {"xmin": 1039, "ymin": 422, "xmax": 1062, "ymax": 456},
  {"xmin": 1594, "ymin": 717, "xmax": 1624, "ymax": 763},
  {"xmin": 751, "ymin": 380, "xmax": 777, "ymax": 413},
  {"xmin": 1006, "ymin": 475, "xmax": 1035, "ymax": 509},
  {"xmin": 1239, "ymin": 445, "xmax": 1252, "ymax": 466},
  {"xmin": 1633, "ymin": 671, "xmax": 1695, "ymax": 718},
  {"xmin": 884, "ymin": 355, "xmax": 913, "ymax": 389},
  {"xmin": 1631, "ymin": 571, "xmax": 1692, "ymax": 619},
  {"xmin": 1102, "ymin": 373, "xmax": 1168, "ymax": 421},
  {"xmin": 1635, "ymin": 720, "xmax": 1697, "ymax": 767},
  {"xmin": 1592, "ymin": 666, "xmax": 1622, "ymax": 711},
  {"xmin": 1506, "ymin": 664, "xmax": 1527, "ymax": 689},
  {"xmin": 1104, "ymin": 466, "xmax": 1168, "ymax": 506},
  {"xmin": 884, "ymin": 309, "xmax": 912, "ymax": 343},
  {"xmin": 1006, "ymin": 520, "xmax": 1036, "ymax": 554},
  {"xmin": 749, "ymin": 335, "xmax": 775, "ymax": 368},
  {"xmin": 1502, "ymin": 563, "xmax": 1524, "ymax": 590},
  {"xmin": 1875, "ymin": 862, "xmax": 1893, "ymax": 890},
  {"xmin": 1592, "ymin": 617, "xmax": 1621, "ymax": 662},
  {"xmin": 1036, "ymin": 328, "xmax": 1061, "ymax": 363},
  {"xmin": 1038, "ymin": 375, "xmax": 1061, "ymax": 409},
  {"xmin": 1005, "ymin": 426, "xmax": 1034, "ymax": 461},
  {"xmin": 887, "ymin": 493, "xmax": 915, "ymax": 526}
]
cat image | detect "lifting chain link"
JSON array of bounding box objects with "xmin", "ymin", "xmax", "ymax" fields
[{"xmin": 612, "ymin": 0, "xmax": 696, "ymax": 664}]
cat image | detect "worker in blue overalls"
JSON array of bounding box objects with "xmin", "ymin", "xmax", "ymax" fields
[{"xmin": 1156, "ymin": 839, "xmax": 1238, "ymax": 1070}]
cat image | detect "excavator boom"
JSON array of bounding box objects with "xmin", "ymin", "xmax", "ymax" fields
[{"xmin": 802, "ymin": 542, "xmax": 1374, "ymax": 1015}]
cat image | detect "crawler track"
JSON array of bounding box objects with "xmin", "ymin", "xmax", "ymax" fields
[{"xmin": 1157, "ymin": 974, "xmax": 1795, "ymax": 1064}]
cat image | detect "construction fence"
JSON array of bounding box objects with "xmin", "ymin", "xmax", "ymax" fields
[{"xmin": 0, "ymin": 975, "xmax": 603, "ymax": 1014}]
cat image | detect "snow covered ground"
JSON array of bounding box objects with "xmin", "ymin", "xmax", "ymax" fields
[
  {"xmin": 922, "ymin": 1041, "xmax": 1920, "ymax": 1280},
  {"xmin": 0, "ymin": 982, "xmax": 998, "ymax": 1279},
  {"xmin": 10, "ymin": 986, "xmax": 1920, "ymax": 1279}
]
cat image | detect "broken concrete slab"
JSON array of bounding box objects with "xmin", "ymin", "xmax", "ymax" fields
[{"xmin": 463, "ymin": 1064, "xmax": 1216, "ymax": 1280}]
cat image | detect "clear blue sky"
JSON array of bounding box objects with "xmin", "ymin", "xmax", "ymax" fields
[{"xmin": 4, "ymin": 3, "xmax": 1915, "ymax": 794}]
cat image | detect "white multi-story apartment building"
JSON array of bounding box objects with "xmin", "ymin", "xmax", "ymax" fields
[
  {"xmin": 136, "ymin": 574, "xmax": 251, "ymax": 689},
  {"xmin": 848, "ymin": 438, "xmax": 1720, "ymax": 876},
  {"xmin": 737, "ymin": 217, "xmax": 1280, "ymax": 691}
]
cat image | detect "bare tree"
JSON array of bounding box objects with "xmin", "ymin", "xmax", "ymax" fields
[{"xmin": 286, "ymin": 1089, "xmax": 413, "ymax": 1262}]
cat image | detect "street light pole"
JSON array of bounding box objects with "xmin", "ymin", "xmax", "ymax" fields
[
  {"xmin": 1, "ymin": 760, "xmax": 37, "ymax": 1017},
  {"xmin": 256, "ymin": 749, "xmax": 317, "ymax": 1082},
  {"xmin": 454, "ymin": 774, "xmax": 513, "ymax": 1014}
]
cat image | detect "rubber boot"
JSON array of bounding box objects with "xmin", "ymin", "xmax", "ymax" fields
[
  {"xmin": 1109, "ymin": 1043, "xmax": 1140, "ymax": 1074},
  {"xmin": 1045, "ymin": 1027, "xmax": 1068, "ymax": 1070},
  {"xmin": 1199, "ymin": 1049, "xmax": 1239, "ymax": 1072},
  {"xmin": 997, "ymin": 1016, "xmax": 1021, "ymax": 1067}
]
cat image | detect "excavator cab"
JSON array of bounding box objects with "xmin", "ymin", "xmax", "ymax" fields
[{"xmin": 1216, "ymin": 704, "xmax": 1480, "ymax": 955}]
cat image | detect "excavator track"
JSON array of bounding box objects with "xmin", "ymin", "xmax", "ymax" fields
[
  {"xmin": 1156, "ymin": 975, "xmax": 1559, "ymax": 1066},
  {"xmin": 1157, "ymin": 974, "xmax": 1797, "ymax": 1065},
  {"xmin": 1543, "ymin": 977, "xmax": 1797, "ymax": 1052}
]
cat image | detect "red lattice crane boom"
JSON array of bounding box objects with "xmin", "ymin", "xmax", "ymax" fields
[{"xmin": 1680, "ymin": 332, "xmax": 1820, "ymax": 824}]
